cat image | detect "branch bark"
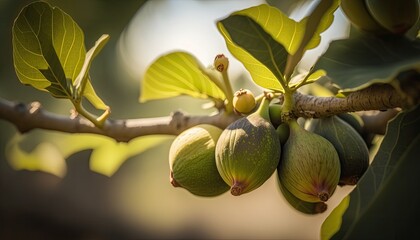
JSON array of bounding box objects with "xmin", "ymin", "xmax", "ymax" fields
[
  {"xmin": 0, "ymin": 84, "xmax": 413, "ymax": 142},
  {"xmin": 290, "ymin": 84, "xmax": 407, "ymax": 118}
]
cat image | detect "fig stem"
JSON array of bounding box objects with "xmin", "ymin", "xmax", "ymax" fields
[{"xmin": 255, "ymin": 97, "xmax": 271, "ymax": 121}]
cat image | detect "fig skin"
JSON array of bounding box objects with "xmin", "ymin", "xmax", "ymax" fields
[
  {"xmin": 216, "ymin": 97, "xmax": 280, "ymax": 196},
  {"xmin": 341, "ymin": 0, "xmax": 419, "ymax": 36},
  {"xmin": 341, "ymin": 0, "xmax": 390, "ymax": 35},
  {"xmin": 277, "ymin": 177, "xmax": 327, "ymax": 215},
  {"xmin": 278, "ymin": 120, "xmax": 340, "ymax": 203},
  {"xmin": 169, "ymin": 124, "xmax": 229, "ymax": 197},
  {"xmin": 306, "ymin": 116, "xmax": 369, "ymax": 186},
  {"xmin": 366, "ymin": 0, "xmax": 419, "ymax": 35}
]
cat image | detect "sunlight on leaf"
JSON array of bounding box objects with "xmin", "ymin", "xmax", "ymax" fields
[
  {"xmin": 322, "ymin": 105, "xmax": 420, "ymax": 239},
  {"xmin": 6, "ymin": 136, "xmax": 67, "ymax": 178},
  {"xmin": 89, "ymin": 135, "xmax": 173, "ymax": 176},
  {"xmin": 12, "ymin": 1, "xmax": 107, "ymax": 109},
  {"xmin": 289, "ymin": 69, "xmax": 326, "ymax": 89},
  {"xmin": 217, "ymin": 3, "xmax": 338, "ymax": 91},
  {"xmin": 218, "ymin": 15, "xmax": 287, "ymax": 91},
  {"xmin": 73, "ymin": 34, "xmax": 109, "ymax": 111},
  {"xmin": 140, "ymin": 51, "xmax": 226, "ymax": 102},
  {"xmin": 321, "ymin": 196, "xmax": 350, "ymax": 240},
  {"xmin": 83, "ymin": 77, "xmax": 108, "ymax": 110},
  {"xmin": 284, "ymin": 0, "xmax": 338, "ymax": 78},
  {"xmin": 313, "ymin": 35, "xmax": 420, "ymax": 93},
  {"xmin": 6, "ymin": 132, "xmax": 172, "ymax": 177}
]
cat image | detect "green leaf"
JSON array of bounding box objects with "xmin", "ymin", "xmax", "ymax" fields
[
  {"xmin": 140, "ymin": 51, "xmax": 226, "ymax": 102},
  {"xmin": 6, "ymin": 132, "xmax": 173, "ymax": 177},
  {"xmin": 12, "ymin": 1, "xmax": 108, "ymax": 110},
  {"xmin": 289, "ymin": 69, "xmax": 327, "ymax": 89},
  {"xmin": 321, "ymin": 105, "xmax": 420, "ymax": 239},
  {"xmin": 12, "ymin": 1, "xmax": 84, "ymax": 98},
  {"xmin": 6, "ymin": 137, "xmax": 67, "ymax": 178},
  {"xmin": 217, "ymin": 3, "xmax": 338, "ymax": 91},
  {"xmin": 284, "ymin": 0, "xmax": 338, "ymax": 78},
  {"xmin": 218, "ymin": 15, "xmax": 288, "ymax": 91},
  {"xmin": 74, "ymin": 34, "xmax": 109, "ymax": 100},
  {"xmin": 89, "ymin": 135, "xmax": 172, "ymax": 176},
  {"xmin": 313, "ymin": 35, "xmax": 420, "ymax": 93},
  {"xmin": 321, "ymin": 196, "xmax": 350, "ymax": 240}
]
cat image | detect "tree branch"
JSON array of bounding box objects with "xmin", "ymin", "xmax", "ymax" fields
[
  {"xmin": 0, "ymin": 84, "xmax": 414, "ymax": 142},
  {"xmin": 289, "ymin": 84, "xmax": 409, "ymax": 118}
]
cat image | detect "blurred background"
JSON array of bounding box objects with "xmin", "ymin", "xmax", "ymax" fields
[{"xmin": 0, "ymin": 0, "xmax": 352, "ymax": 239}]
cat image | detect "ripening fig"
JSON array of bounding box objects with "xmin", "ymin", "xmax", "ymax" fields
[
  {"xmin": 366, "ymin": 0, "xmax": 419, "ymax": 35},
  {"xmin": 277, "ymin": 178, "xmax": 327, "ymax": 215},
  {"xmin": 337, "ymin": 112, "xmax": 364, "ymax": 136},
  {"xmin": 233, "ymin": 89, "xmax": 256, "ymax": 114},
  {"xmin": 269, "ymin": 104, "xmax": 282, "ymax": 128},
  {"xmin": 276, "ymin": 123, "xmax": 290, "ymax": 145},
  {"xmin": 306, "ymin": 116, "xmax": 369, "ymax": 185},
  {"xmin": 169, "ymin": 124, "xmax": 229, "ymax": 197},
  {"xmin": 216, "ymin": 97, "xmax": 280, "ymax": 196},
  {"xmin": 278, "ymin": 120, "xmax": 340, "ymax": 202},
  {"xmin": 341, "ymin": 0, "xmax": 390, "ymax": 35}
]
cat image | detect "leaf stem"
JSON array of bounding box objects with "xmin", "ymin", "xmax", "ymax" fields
[
  {"xmin": 221, "ymin": 71, "xmax": 234, "ymax": 113},
  {"xmin": 73, "ymin": 100, "xmax": 109, "ymax": 128}
]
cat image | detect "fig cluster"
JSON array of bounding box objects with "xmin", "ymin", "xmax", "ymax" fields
[{"xmin": 168, "ymin": 97, "xmax": 369, "ymax": 214}]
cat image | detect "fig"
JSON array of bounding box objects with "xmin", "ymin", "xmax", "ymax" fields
[
  {"xmin": 337, "ymin": 112, "xmax": 364, "ymax": 136},
  {"xmin": 169, "ymin": 124, "xmax": 229, "ymax": 197},
  {"xmin": 233, "ymin": 89, "xmax": 256, "ymax": 114},
  {"xmin": 277, "ymin": 177, "xmax": 327, "ymax": 215},
  {"xmin": 306, "ymin": 116, "xmax": 369, "ymax": 185},
  {"xmin": 276, "ymin": 123, "xmax": 290, "ymax": 145},
  {"xmin": 341, "ymin": 0, "xmax": 390, "ymax": 35},
  {"xmin": 366, "ymin": 0, "xmax": 419, "ymax": 35},
  {"xmin": 278, "ymin": 120, "xmax": 340, "ymax": 202},
  {"xmin": 269, "ymin": 103, "xmax": 282, "ymax": 128},
  {"xmin": 215, "ymin": 97, "xmax": 280, "ymax": 196}
]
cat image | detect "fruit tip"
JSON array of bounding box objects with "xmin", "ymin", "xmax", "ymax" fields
[
  {"xmin": 231, "ymin": 182, "xmax": 245, "ymax": 196},
  {"xmin": 315, "ymin": 202, "xmax": 328, "ymax": 214},
  {"xmin": 318, "ymin": 191, "xmax": 330, "ymax": 202},
  {"xmin": 170, "ymin": 171, "xmax": 181, "ymax": 188}
]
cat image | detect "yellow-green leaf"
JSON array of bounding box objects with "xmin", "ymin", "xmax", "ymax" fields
[
  {"xmin": 321, "ymin": 196, "xmax": 350, "ymax": 240},
  {"xmin": 217, "ymin": 16, "xmax": 286, "ymax": 91},
  {"xmin": 140, "ymin": 51, "xmax": 226, "ymax": 102},
  {"xmin": 12, "ymin": 1, "xmax": 108, "ymax": 111},
  {"xmin": 12, "ymin": 1, "xmax": 84, "ymax": 98},
  {"xmin": 217, "ymin": 3, "xmax": 338, "ymax": 91},
  {"xmin": 6, "ymin": 132, "xmax": 172, "ymax": 177}
]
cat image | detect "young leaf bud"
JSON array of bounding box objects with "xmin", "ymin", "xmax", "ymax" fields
[{"xmin": 214, "ymin": 54, "xmax": 229, "ymax": 72}]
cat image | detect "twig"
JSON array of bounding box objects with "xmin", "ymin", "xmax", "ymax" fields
[{"xmin": 0, "ymin": 84, "xmax": 413, "ymax": 142}]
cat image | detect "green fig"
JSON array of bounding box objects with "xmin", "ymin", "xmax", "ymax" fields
[
  {"xmin": 233, "ymin": 88, "xmax": 256, "ymax": 114},
  {"xmin": 216, "ymin": 97, "xmax": 280, "ymax": 196},
  {"xmin": 337, "ymin": 112, "xmax": 364, "ymax": 136},
  {"xmin": 341, "ymin": 0, "xmax": 391, "ymax": 35},
  {"xmin": 276, "ymin": 123, "xmax": 290, "ymax": 145},
  {"xmin": 366, "ymin": 0, "xmax": 419, "ymax": 35},
  {"xmin": 306, "ymin": 116, "xmax": 369, "ymax": 185},
  {"xmin": 169, "ymin": 124, "xmax": 229, "ymax": 197},
  {"xmin": 277, "ymin": 177, "xmax": 327, "ymax": 215},
  {"xmin": 278, "ymin": 120, "xmax": 340, "ymax": 202},
  {"xmin": 269, "ymin": 103, "xmax": 282, "ymax": 128}
]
